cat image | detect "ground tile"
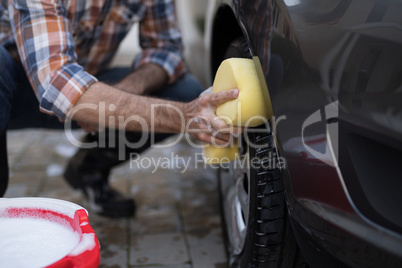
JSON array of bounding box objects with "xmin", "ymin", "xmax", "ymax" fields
[
  {"xmin": 129, "ymin": 232, "xmax": 189, "ymax": 266},
  {"xmin": 187, "ymin": 228, "xmax": 227, "ymax": 268}
]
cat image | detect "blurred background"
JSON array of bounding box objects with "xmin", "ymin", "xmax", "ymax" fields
[{"xmin": 112, "ymin": 0, "xmax": 210, "ymax": 86}]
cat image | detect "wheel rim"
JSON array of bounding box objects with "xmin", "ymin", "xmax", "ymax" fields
[{"xmin": 220, "ymin": 138, "xmax": 251, "ymax": 256}]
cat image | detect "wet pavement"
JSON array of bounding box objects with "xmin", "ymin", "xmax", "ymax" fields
[{"xmin": 5, "ymin": 130, "xmax": 228, "ymax": 267}]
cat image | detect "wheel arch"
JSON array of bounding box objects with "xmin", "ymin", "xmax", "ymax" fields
[{"xmin": 208, "ymin": 3, "xmax": 244, "ymax": 83}]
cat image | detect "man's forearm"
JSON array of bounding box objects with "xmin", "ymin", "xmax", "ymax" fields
[
  {"xmin": 114, "ymin": 63, "xmax": 169, "ymax": 95},
  {"xmin": 70, "ymin": 82, "xmax": 185, "ymax": 133},
  {"xmin": 70, "ymin": 81, "xmax": 241, "ymax": 146}
]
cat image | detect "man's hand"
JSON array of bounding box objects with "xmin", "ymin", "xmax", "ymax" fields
[{"xmin": 184, "ymin": 88, "xmax": 242, "ymax": 146}]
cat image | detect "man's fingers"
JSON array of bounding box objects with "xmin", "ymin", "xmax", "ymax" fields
[
  {"xmin": 192, "ymin": 113, "xmax": 243, "ymax": 139},
  {"xmin": 198, "ymin": 86, "xmax": 213, "ymax": 101},
  {"xmin": 191, "ymin": 87, "xmax": 242, "ymax": 145},
  {"xmin": 208, "ymin": 114, "xmax": 243, "ymax": 139},
  {"xmin": 211, "ymin": 116, "xmax": 228, "ymax": 130},
  {"xmin": 231, "ymin": 126, "xmax": 243, "ymax": 137},
  {"xmin": 196, "ymin": 132, "xmax": 236, "ymax": 147},
  {"xmin": 210, "ymin": 88, "xmax": 239, "ymax": 107},
  {"xmin": 212, "ymin": 130, "xmax": 232, "ymax": 143}
]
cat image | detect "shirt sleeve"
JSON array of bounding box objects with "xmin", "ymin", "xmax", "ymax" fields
[
  {"xmin": 134, "ymin": 0, "xmax": 186, "ymax": 84},
  {"xmin": 9, "ymin": 0, "xmax": 98, "ymax": 121}
]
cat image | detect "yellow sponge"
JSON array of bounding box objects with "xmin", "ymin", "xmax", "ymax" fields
[
  {"xmin": 203, "ymin": 140, "xmax": 240, "ymax": 164},
  {"xmin": 203, "ymin": 57, "xmax": 272, "ymax": 164}
]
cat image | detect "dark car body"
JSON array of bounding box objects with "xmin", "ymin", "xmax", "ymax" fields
[{"xmin": 204, "ymin": 0, "xmax": 402, "ymax": 267}]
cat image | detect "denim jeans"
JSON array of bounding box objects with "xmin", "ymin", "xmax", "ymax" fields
[{"xmin": 0, "ymin": 44, "xmax": 204, "ymax": 195}]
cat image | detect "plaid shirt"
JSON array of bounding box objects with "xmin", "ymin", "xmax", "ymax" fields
[{"xmin": 0, "ymin": 0, "xmax": 186, "ymax": 120}]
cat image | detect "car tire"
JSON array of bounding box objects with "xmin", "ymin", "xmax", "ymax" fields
[{"xmin": 217, "ymin": 37, "xmax": 307, "ymax": 268}]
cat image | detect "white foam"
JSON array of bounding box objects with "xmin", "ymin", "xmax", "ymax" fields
[
  {"xmin": 0, "ymin": 217, "xmax": 80, "ymax": 268},
  {"xmin": 69, "ymin": 233, "xmax": 97, "ymax": 256}
]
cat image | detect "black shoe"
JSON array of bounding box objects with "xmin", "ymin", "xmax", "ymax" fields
[{"xmin": 64, "ymin": 160, "xmax": 135, "ymax": 218}]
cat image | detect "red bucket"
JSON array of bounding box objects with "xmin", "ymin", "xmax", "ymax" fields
[{"xmin": 0, "ymin": 198, "xmax": 100, "ymax": 268}]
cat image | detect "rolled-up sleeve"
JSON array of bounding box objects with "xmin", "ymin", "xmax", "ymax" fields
[
  {"xmin": 9, "ymin": 0, "xmax": 97, "ymax": 121},
  {"xmin": 134, "ymin": 0, "xmax": 186, "ymax": 84}
]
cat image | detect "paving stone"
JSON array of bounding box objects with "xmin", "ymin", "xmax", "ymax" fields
[
  {"xmin": 7, "ymin": 129, "xmax": 44, "ymax": 146},
  {"xmin": 179, "ymin": 170, "xmax": 223, "ymax": 232},
  {"xmin": 187, "ymin": 228, "xmax": 228, "ymax": 268},
  {"xmin": 142, "ymin": 265, "xmax": 192, "ymax": 268},
  {"xmin": 98, "ymin": 243, "xmax": 128, "ymax": 268},
  {"xmin": 4, "ymin": 183, "xmax": 30, "ymax": 198},
  {"xmin": 94, "ymin": 218, "xmax": 129, "ymax": 268},
  {"xmin": 39, "ymin": 176, "xmax": 84, "ymax": 205},
  {"xmin": 131, "ymin": 185, "xmax": 180, "ymax": 235},
  {"xmin": 11, "ymin": 145, "xmax": 55, "ymax": 171},
  {"xmin": 6, "ymin": 170, "xmax": 44, "ymax": 195},
  {"xmin": 129, "ymin": 232, "xmax": 190, "ymax": 266}
]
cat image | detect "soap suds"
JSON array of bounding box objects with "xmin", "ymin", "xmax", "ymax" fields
[
  {"xmin": 69, "ymin": 233, "xmax": 97, "ymax": 256},
  {"xmin": 0, "ymin": 217, "xmax": 80, "ymax": 268}
]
